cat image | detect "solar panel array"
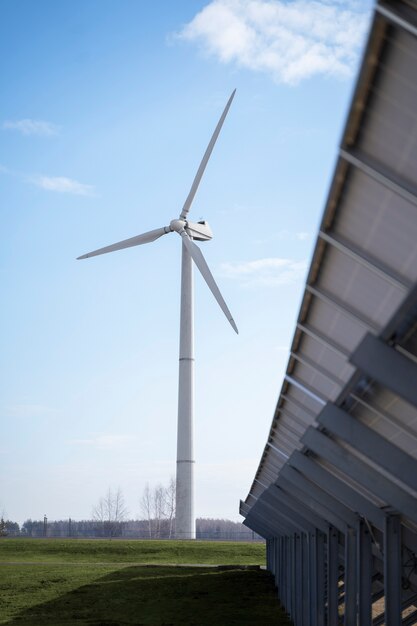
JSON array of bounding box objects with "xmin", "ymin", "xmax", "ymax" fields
[{"xmin": 240, "ymin": 1, "xmax": 417, "ymax": 624}]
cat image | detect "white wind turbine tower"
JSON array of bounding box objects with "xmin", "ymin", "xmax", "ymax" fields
[{"xmin": 77, "ymin": 90, "xmax": 237, "ymax": 540}]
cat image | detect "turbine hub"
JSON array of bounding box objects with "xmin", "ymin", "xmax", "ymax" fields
[{"xmin": 170, "ymin": 219, "xmax": 186, "ymax": 233}]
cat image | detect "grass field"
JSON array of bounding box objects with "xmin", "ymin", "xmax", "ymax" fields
[
  {"xmin": 0, "ymin": 540, "xmax": 292, "ymax": 625},
  {"xmin": 0, "ymin": 538, "xmax": 265, "ymax": 565}
]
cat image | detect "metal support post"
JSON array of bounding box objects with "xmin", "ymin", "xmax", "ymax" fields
[
  {"xmin": 292, "ymin": 534, "xmax": 298, "ymax": 622},
  {"xmin": 275, "ymin": 537, "xmax": 280, "ymax": 593},
  {"xmin": 273, "ymin": 538, "xmax": 276, "ymax": 574},
  {"xmin": 358, "ymin": 520, "xmax": 372, "ymax": 626},
  {"xmin": 302, "ymin": 533, "xmax": 309, "ymax": 626},
  {"xmin": 296, "ymin": 533, "xmax": 303, "ymax": 625},
  {"xmin": 288, "ymin": 536, "xmax": 292, "ymax": 617},
  {"xmin": 308, "ymin": 533, "xmax": 318, "ymax": 626},
  {"xmin": 280, "ymin": 536, "xmax": 285, "ymax": 601},
  {"xmin": 317, "ymin": 531, "xmax": 326, "ymax": 626},
  {"xmin": 344, "ymin": 527, "xmax": 357, "ymax": 626},
  {"xmin": 284, "ymin": 535, "xmax": 290, "ymax": 612},
  {"xmin": 266, "ymin": 539, "xmax": 271, "ymax": 570},
  {"xmin": 384, "ymin": 514, "xmax": 402, "ymax": 626},
  {"xmin": 328, "ymin": 526, "xmax": 340, "ymax": 626}
]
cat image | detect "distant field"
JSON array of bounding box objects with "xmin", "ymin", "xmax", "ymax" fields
[
  {"xmin": 0, "ymin": 538, "xmax": 265, "ymax": 565},
  {"xmin": 0, "ymin": 540, "xmax": 292, "ymax": 625}
]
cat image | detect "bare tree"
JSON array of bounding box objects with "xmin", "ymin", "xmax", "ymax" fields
[
  {"xmin": 164, "ymin": 477, "xmax": 176, "ymax": 539},
  {"xmin": 93, "ymin": 487, "xmax": 128, "ymax": 537},
  {"xmin": 153, "ymin": 485, "xmax": 165, "ymax": 538},
  {"xmin": 0, "ymin": 518, "xmax": 7, "ymax": 537},
  {"xmin": 139, "ymin": 478, "xmax": 176, "ymax": 539},
  {"xmin": 0, "ymin": 506, "xmax": 8, "ymax": 537},
  {"xmin": 140, "ymin": 484, "xmax": 153, "ymax": 538}
]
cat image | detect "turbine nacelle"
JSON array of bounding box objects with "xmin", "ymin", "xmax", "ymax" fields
[
  {"xmin": 170, "ymin": 219, "xmax": 212, "ymax": 241},
  {"xmin": 186, "ymin": 220, "xmax": 213, "ymax": 241}
]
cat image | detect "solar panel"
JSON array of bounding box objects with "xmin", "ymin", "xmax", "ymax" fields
[{"xmin": 240, "ymin": 1, "xmax": 417, "ymax": 622}]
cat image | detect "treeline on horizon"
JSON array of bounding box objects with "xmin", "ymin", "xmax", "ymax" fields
[
  {"xmin": 0, "ymin": 517, "xmax": 263, "ymax": 541},
  {"xmin": 1, "ymin": 482, "xmax": 263, "ymax": 541},
  {"xmin": 0, "ymin": 518, "xmax": 263, "ymax": 541}
]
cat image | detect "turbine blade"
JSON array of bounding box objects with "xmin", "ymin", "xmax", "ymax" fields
[
  {"xmin": 179, "ymin": 89, "xmax": 236, "ymax": 220},
  {"xmin": 77, "ymin": 226, "xmax": 170, "ymax": 260},
  {"xmin": 180, "ymin": 232, "xmax": 238, "ymax": 334}
]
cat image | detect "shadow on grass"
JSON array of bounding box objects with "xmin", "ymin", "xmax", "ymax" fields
[{"xmin": 4, "ymin": 566, "xmax": 292, "ymax": 625}]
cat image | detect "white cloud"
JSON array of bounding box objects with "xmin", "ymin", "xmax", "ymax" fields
[
  {"xmin": 296, "ymin": 231, "xmax": 310, "ymax": 240},
  {"xmin": 3, "ymin": 119, "xmax": 59, "ymax": 136},
  {"xmin": 177, "ymin": 0, "xmax": 370, "ymax": 84},
  {"xmin": 69, "ymin": 435, "xmax": 132, "ymax": 451},
  {"xmin": 1, "ymin": 165, "xmax": 95, "ymax": 197},
  {"xmin": 5, "ymin": 404, "xmax": 55, "ymax": 418},
  {"xmin": 31, "ymin": 175, "xmax": 95, "ymax": 196},
  {"xmin": 221, "ymin": 256, "xmax": 307, "ymax": 285}
]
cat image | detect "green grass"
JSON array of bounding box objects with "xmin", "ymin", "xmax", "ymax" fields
[
  {"xmin": 0, "ymin": 564, "xmax": 292, "ymax": 625},
  {"xmin": 0, "ymin": 538, "xmax": 265, "ymax": 565},
  {"xmin": 0, "ymin": 540, "xmax": 292, "ymax": 624}
]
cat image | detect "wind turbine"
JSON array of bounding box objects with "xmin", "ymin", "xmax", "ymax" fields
[{"xmin": 77, "ymin": 90, "xmax": 238, "ymax": 540}]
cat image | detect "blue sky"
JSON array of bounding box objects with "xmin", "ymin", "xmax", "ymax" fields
[{"xmin": 1, "ymin": 0, "xmax": 373, "ymax": 523}]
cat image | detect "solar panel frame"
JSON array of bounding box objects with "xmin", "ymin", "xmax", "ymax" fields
[{"xmin": 240, "ymin": 2, "xmax": 417, "ymax": 620}]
